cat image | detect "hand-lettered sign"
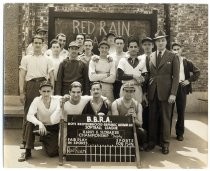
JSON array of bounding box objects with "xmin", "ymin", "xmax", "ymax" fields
[{"xmin": 66, "ymin": 115, "xmax": 135, "ymax": 162}]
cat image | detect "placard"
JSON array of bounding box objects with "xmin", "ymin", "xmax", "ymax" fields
[{"xmin": 66, "ymin": 115, "xmax": 135, "ymax": 162}]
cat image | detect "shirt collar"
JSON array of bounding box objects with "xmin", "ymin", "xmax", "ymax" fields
[
  {"xmin": 157, "ymin": 48, "xmax": 166, "ymax": 56},
  {"xmin": 128, "ymin": 56, "xmax": 138, "ymax": 61}
]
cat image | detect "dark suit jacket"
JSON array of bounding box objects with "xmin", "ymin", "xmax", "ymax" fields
[
  {"xmin": 148, "ymin": 49, "xmax": 180, "ymax": 101},
  {"xmin": 183, "ymin": 58, "xmax": 200, "ymax": 94}
]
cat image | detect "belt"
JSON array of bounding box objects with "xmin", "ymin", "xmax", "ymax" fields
[{"xmin": 29, "ymin": 77, "xmax": 46, "ymax": 82}]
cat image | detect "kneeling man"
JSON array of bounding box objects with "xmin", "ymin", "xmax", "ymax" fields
[{"xmin": 111, "ymin": 82, "xmax": 147, "ymax": 150}]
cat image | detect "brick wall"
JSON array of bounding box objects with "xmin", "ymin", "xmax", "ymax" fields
[
  {"xmin": 170, "ymin": 4, "xmax": 208, "ymax": 92},
  {"xmin": 13, "ymin": 3, "xmax": 208, "ymax": 94}
]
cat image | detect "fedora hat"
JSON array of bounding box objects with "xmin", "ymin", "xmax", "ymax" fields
[{"xmin": 153, "ymin": 30, "xmax": 168, "ymax": 40}]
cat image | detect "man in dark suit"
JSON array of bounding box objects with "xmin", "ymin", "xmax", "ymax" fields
[
  {"xmin": 171, "ymin": 42, "xmax": 200, "ymax": 141},
  {"xmin": 147, "ymin": 30, "xmax": 180, "ymax": 154}
]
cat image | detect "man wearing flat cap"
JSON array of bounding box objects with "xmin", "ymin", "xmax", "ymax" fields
[
  {"xmin": 171, "ymin": 42, "xmax": 200, "ymax": 141},
  {"xmin": 26, "ymin": 26, "xmax": 48, "ymax": 55},
  {"xmin": 89, "ymin": 40, "xmax": 116, "ymax": 102},
  {"xmin": 18, "ymin": 81, "xmax": 61, "ymax": 162},
  {"xmin": 147, "ymin": 30, "xmax": 180, "ymax": 154},
  {"xmin": 112, "ymin": 82, "xmax": 147, "ymax": 150},
  {"xmin": 138, "ymin": 37, "xmax": 154, "ymax": 133},
  {"xmin": 55, "ymin": 41, "xmax": 89, "ymax": 95}
]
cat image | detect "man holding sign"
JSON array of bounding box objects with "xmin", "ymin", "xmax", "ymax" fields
[
  {"xmin": 60, "ymin": 81, "xmax": 109, "ymax": 154},
  {"xmin": 111, "ymin": 82, "xmax": 147, "ymax": 150}
]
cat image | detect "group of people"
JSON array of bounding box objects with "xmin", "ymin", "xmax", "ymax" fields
[{"xmin": 18, "ymin": 26, "xmax": 200, "ymax": 162}]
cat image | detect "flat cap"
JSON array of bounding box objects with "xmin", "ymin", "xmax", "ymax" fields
[
  {"xmin": 141, "ymin": 37, "xmax": 153, "ymax": 44},
  {"xmin": 123, "ymin": 82, "xmax": 135, "ymax": 90},
  {"xmin": 39, "ymin": 81, "xmax": 53, "ymax": 89},
  {"xmin": 69, "ymin": 41, "xmax": 79, "ymax": 48},
  {"xmin": 36, "ymin": 27, "xmax": 47, "ymax": 34},
  {"xmin": 98, "ymin": 40, "xmax": 110, "ymax": 48}
]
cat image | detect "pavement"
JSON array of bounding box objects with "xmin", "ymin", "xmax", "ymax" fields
[{"xmin": 3, "ymin": 112, "xmax": 208, "ymax": 169}]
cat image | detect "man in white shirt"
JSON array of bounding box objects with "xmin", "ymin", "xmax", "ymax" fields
[
  {"xmin": 171, "ymin": 42, "xmax": 200, "ymax": 141},
  {"xmin": 138, "ymin": 37, "xmax": 154, "ymax": 133},
  {"xmin": 117, "ymin": 38, "xmax": 147, "ymax": 103},
  {"xmin": 26, "ymin": 26, "xmax": 48, "ymax": 55},
  {"xmin": 18, "ymin": 81, "xmax": 61, "ymax": 162},
  {"xmin": 112, "ymin": 36, "xmax": 127, "ymax": 99},
  {"xmin": 106, "ymin": 32, "xmax": 116, "ymax": 56},
  {"xmin": 61, "ymin": 81, "xmax": 108, "ymax": 153},
  {"xmin": 19, "ymin": 35, "xmax": 54, "ymax": 150},
  {"xmin": 89, "ymin": 40, "xmax": 116, "ymax": 102},
  {"xmin": 45, "ymin": 33, "xmax": 69, "ymax": 59}
]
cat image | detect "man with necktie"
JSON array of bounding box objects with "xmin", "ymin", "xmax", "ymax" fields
[{"xmin": 147, "ymin": 30, "xmax": 180, "ymax": 154}]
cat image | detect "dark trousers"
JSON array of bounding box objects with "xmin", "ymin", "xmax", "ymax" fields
[
  {"xmin": 22, "ymin": 78, "xmax": 45, "ymax": 142},
  {"xmin": 137, "ymin": 127, "xmax": 147, "ymax": 147},
  {"xmin": 113, "ymin": 80, "xmax": 122, "ymax": 99},
  {"xmin": 171, "ymin": 84, "xmax": 187, "ymax": 136},
  {"xmin": 142, "ymin": 106, "xmax": 149, "ymax": 133},
  {"xmin": 148, "ymin": 91, "xmax": 172, "ymax": 147},
  {"xmin": 25, "ymin": 123, "xmax": 59, "ymax": 157}
]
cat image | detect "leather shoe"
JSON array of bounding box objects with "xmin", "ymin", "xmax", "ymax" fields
[
  {"xmin": 18, "ymin": 152, "xmax": 31, "ymax": 162},
  {"xmin": 162, "ymin": 146, "xmax": 169, "ymax": 154},
  {"xmin": 145, "ymin": 143, "xmax": 155, "ymax": 151},
  {"xmin": 177, "ymin": 135, "xmax": 184, "ymax": 141}
]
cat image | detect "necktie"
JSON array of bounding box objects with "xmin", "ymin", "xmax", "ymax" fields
[
  {"xmin": 131, "ymin": 58, "xmax": 135, "ymax": 65},
  {"xmin": 156, "ymin": 51, "xmax": 162, "ymax": 67}
]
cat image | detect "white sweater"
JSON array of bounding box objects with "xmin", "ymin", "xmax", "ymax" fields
[{"xmin": 27, "ymin": 96, "xmax": 62, "ymax": 126}]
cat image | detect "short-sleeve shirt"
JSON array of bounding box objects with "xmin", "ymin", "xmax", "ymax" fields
[
  {"xmin": 19, "ymin": 54, "xmax": 54, "ymax": 81},
  {"xmin": 26, "ymin": 43, "xmax": 48, "ymax": 55},
  {"xmin": 45, "ymin": 48, "xmax": 69, "ymax": 59},
  {"xmin": 63, "ymin": 96, "xmax": 92, "ymax": 120}
]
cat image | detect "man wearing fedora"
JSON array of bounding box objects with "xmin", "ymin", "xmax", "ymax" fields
[
  {"xmin": 171, "ymin": 42, "xmax": 200, "ymax": 141},
  {"xmin": 26, "ymin": 26, "xmax": 48, "ymax": 55},
  {"xmin": 147, "ymin": 30, "xmax": 180, "ymax": 154}
]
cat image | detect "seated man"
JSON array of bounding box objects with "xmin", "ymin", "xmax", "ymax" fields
[
  {"xmin": 82, "ymin": 82, "xmax": 111, "ymax": 116},
  {"xmin": 18, "ymin": 81, "xmax": 61, "ymax": 162},
  {"xmin": 61, "ymin": 81, "xmax": 108, "ymax": 153},
  {"xmin": 111, "ymin": 82, "xmax": 147, "ymax": 150}
]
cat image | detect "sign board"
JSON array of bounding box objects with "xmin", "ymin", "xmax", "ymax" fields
[
  {"xmin": 48, "ymin": 7, "xmax": 157, "ymax": 54},
  {"xmin": 66, "ymin": 115, "xmax": 135, "ymax": 162}
]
